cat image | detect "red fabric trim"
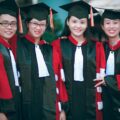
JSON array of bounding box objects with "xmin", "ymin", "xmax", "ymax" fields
[
  {"xmin": 96, "ymin": 108, "xmax": 103, "ymax": 120},
  {"xmin": 0, "ymin": 35, "xmax": 11, "ymax": 49},
  {"xmin": 108, "ymin": 40, "xmax": 120, "ymax": 51},
  {"xmin": 25, "ymin": 34, "xmax": 46, "ymax": 45},
  {"xmin": 116, "ymin": 75, "xmax": 120, "ymax": 90},
  {"xmin": 0, "ymin": 53, "xmax": 13, "ymax": 99},
  {"xmin": 9, "ymin": 34, "xmax": 17, "ymax": 59},
  {"xmin": 52, "ymin": 46, "xmax": 68, "ymax": 102},
  {"xmin": 68, "ymin": 35, "xmax": 87, "ymax": 46},
  {"xmin": 52, "ymin": 39, "xmax": 69, "ymax": 120},
  {"xmin": 96, "ymin": 42, "xmax": 105, "ymax": 120},
  {"xmin": 56, "ymin": 100, "xmax": 59, "ymax": 120},
  {"xmin": 96, "ymin": 42, "xmax": 106, "ymax": 72}
]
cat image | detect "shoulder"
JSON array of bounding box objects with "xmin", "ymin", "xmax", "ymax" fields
[{"xmin": 51, "ymin": 36, "xmax": 68, "ymax": 46}]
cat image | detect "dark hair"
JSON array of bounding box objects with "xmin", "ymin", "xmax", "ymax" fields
[
  {"xmin": 100, "ymin": 17, "xmax": 111, "ymax": 41},
  {"xmin": 60, "ymin": 16, "xmax": 91, "ymax": 41}
]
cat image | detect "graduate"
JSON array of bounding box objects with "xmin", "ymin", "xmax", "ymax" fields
[
  {"xmin": 17, "ymin": 2, "xmax": 68, "ymax": 120},
  {"xmin": 99, "ymin": 9, "xmax": 120, "ymax": 120},
  {"xmin": 0, "ymin": 0, "xmax": 21, "ymax": 120},
  {"xmin": 52, "ymin": 1, "xmax": 106, "ymax": 120}
]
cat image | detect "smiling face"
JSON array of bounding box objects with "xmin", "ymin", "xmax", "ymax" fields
[
  {"xmin": 102, "ymin": 18, "xmax": 120, "ymax": 40},
  {"xmin": 0, "ymin": 14, "xmax": 17, "ymax": 41},
  {"xmin": 27, "ymin": 18, "xmax": 47, "ymax": 40},
  {"xmin": 67, "ymin": 16, "xmax": 88, "ymax": 39}
]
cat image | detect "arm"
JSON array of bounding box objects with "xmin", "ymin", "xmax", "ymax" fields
[
  {"xmin": 52, "ymin": 43, "xmax": 68, "ymax": 120},
  {"xmin": 104, "ymin": 75, "xmax": 120, "ymax": 91}
]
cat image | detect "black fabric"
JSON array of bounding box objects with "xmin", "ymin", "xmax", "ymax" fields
[
  {"xmin": 103, "ymin": 43, "xmax": 120, "ymax": 120},
  {"xmin": 102, "ymin": 9, "xmax": 120, "ymax": 20},
  {"xmin": 21, "ymin": 2, "xmax": 57, "ymax": 21},
  {"xmin": 60, "ymin": 1, "xmax": 97, "ymax": 19},
  {"xmin": 17, "ymin": 37, "xmax": 56, "ymax": 120},
  {"xmin": 0, "ymin": 44, "xmax": 21, "ymax": 120},
  {"xmin": 0, "ymin": 0, "xmax": 18, "ymax": 17},
  {"xmin": 60, "ymin": 38, "xmax": 96, "ymax": 120}
]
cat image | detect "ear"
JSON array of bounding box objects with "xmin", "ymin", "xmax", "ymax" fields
[
  {"xmin": 66, "ymin": 19, "xmax": 69, "ymax": 26},
  {"xmin": 101, "ymin": 24, "xmax": 104, "ymax": 31}
]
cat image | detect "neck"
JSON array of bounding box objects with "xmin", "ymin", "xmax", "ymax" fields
[
  {"xmin": 3, "ymin": 37, "xmax": 9, "ymax": 44},
  {"xmin": 109, "ymin": 36, "xmax": 120, "ymax": 46},
  {"xmin": 72, "ymin": 34, "xmax": 85, "ymax": 45},
  {"xmin": 35, "ymin": 38, "xmax": 40, "ymax": 44}
]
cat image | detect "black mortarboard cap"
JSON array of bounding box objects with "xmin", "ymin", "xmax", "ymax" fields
[
  {"xmin": 102, "ymin": 9, "xmax": 120, "ymax": 19},
  {"xmin": 21, "ymin": 2, "xmax": 57, "ymax": 21},
  {"xmin": 60, "ymin": 1, "xmax": 98, "ymax": 19},
  {"xmin": 0, "ymin": 0, "xmax": 18, "ymax": 17}
]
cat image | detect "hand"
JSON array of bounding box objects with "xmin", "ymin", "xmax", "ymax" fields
[
  {"xmin": 59, "ymin": 110, "xmax": 66, "ymax": 120},
  {"xmin": 94, "ymin": 78, "xmax": 106, "ymax": 87},
  {"xmin": 0, "ymin": 113, "xmax": 8, "ymax": 120}
]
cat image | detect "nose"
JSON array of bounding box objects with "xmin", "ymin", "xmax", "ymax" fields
[
  {"xmin": 109, "ymin": 23, "xmax": 114, "ymax": 28},
  {"xmin": 7, "ymin": 24, "xmax": 13, "ymax": 29}
]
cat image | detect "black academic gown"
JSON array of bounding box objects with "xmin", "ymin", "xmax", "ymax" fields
[
  {"xmin": 59, "ymin": 36, "xmax": 97, "ymax": 120},
  {"xmin": 17, "ymin": 35, "xmax": 56, "ymax": 120},
  {"xmin": 0, "ymin": 38, "xmax": 21, "ymax": 120},
  {"xmin": 103, "ymin": 41, "xmax": 120, "ymax": 120}
]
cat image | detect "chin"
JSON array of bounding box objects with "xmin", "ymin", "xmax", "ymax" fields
[{"xmin": 5, "ymin": 36, "xmax": 13, "ymax": 40}]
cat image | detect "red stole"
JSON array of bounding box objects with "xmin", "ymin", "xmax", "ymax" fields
[{"xmin": 0, "ymin": 36, "xmax": 13, "ymax": 99}]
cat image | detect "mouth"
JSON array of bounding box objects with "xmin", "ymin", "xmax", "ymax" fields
[
  {"xmin": 34, "ymin": 31, "xmax": 41, "ymax": 35},
  {"xmin": 74, "ymin": 29, "xmax": 82, "ymax": 33},
  {"xmin": 108, "ymin": 30, "xmax": 116, "ymax": 34},
  {"xmin": 5, "ymin": 31, "xmax": 14, "ymax": 35}
]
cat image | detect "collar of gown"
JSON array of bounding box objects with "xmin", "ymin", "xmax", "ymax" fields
[
  {"xmin": 0, "ymin": 35, "xmax": 11, "ymax": 49},
  {"xmin": 68, "ymin": 35, "xmax": 87, "ymax": 46},
  {"xmin": 108, "ymin": 40, "xmax": 120, "ymax": 51},
  {"xmin": 25, "ymin": 34, "xmax": 46, "ymax": 45}
]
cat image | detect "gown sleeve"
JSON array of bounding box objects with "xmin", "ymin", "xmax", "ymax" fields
[{"xmin": 0, "ymin": 53, "xmax": 12, "ymax": 99}]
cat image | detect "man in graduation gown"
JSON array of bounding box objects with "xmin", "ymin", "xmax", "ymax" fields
[{"xmin": 0, "ymin": 0, "xmax": 21, "ymax": 120}]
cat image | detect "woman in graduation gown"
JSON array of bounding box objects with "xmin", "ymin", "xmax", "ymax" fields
[
  {"xmin": 100, "ymin": 9, "xmax": 120, "ymax": 120},
  {"xmin": 17, "ymin": 2, "xmax": 68, "ymax": 120},
  {"xmin": 0, "ymin": 0, "xmax": 21, "ymax": 120},
  {"xmin": 52, "ymin": 1, "xmax": 106, "ymax": 120}
]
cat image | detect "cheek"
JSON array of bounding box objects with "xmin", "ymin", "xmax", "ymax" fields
[
  {"xmin": 13, "ymin": 27, "xmax": 17, "ymax": 33},
  {"xmin": 0, "ymin": 28, "xmax": 4, "ymax": 33},
  {"xmin": 42, "ymin": 27, "xmax": 46, "ymax": 33},
  {"xmin": 102, "ymin": 25, "xmax": 109, "ymax": 32},
  {"xmin": 28, "ymin": 26, "xmax": 34, "ymax": 34},
  {"xmin": 83, "ymin": 24, "xmax": 87, "ymax": 30}
]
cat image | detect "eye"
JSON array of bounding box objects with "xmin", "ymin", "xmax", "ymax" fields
[
  {"xmin": 33, "ymin": 22, "xmax": 39, "ymax": 26},
  {"xmin": 113, "ymin": 21, "xmax": 119, "ymax": 24},
  {"xmin": 105, "ymin": 21, "xmax": 110, "ymax": 25},
  {"xmin": 80, "ymin": 21, "xmax": 86, "ymax": 24},
  {"xmin": 72, "ymin": 20, "xmax": 77, "ymax": 23}
]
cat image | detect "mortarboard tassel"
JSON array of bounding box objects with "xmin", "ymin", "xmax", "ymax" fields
[
  {"xmin": 50, "ymin": 8, "xmax": 54, "ymax": 31},
  {"xmin": 18, "ymin": 8, "xmax": 23, "ymax": 34},
  {"xmin": 90, "ymin": 0, "xmax": 94, "ymax": 27}
]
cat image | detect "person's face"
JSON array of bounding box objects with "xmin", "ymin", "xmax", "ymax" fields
[
  {"xmin": 102, "ymin": 18, "xmax": 120, "ymax": 39},
  {"xmin": 67, "ymin": 16, "xmax": 88, "ymax": 38},
  {"xmin": 0, "ymin": 14, "xmax": 17, "ymax": 41},
  {"xmin": 27, "ymin": 18, "xmax": 47, "ymax": 40}
]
